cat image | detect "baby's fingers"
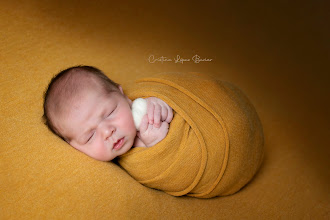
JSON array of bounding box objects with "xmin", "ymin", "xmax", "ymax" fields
[
  {"xmin": 165, "ymin": 106, "xmax": 173, "ymax": 123},
  {"xmin": 160, "ymin": 120, "xmax": 169, "ymax": 131},
  {"xmin": 153, "ymin": 104, "xmax": 161, "ymax": 128},
  {"xmin": 139, "ymin": 115, "xmax": 149, "ymax": 133},
  {"xmin": 147, "ymin": 101, "xmax": 155, "ymax": 125}
]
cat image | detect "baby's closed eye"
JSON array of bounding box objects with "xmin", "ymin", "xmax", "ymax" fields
[
  {"xmin": 86, "ymin": 131, "xmax": 95, "ymax": 144},
  {"xmin": 106, "ymin": 105, "xmax": 118, "ymax": 118}
]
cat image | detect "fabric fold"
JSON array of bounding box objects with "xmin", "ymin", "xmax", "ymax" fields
[{"xmin": 118, "ymin": 72, "xmax": 264, "ymax": 198}]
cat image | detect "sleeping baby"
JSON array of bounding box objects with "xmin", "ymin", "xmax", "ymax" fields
[
  {"xmin": 43, "ymin": 65, "xmax": 173, "ymax": 161},
  {"xmin": 43, "ymin": 65, "xmax": 264, "ymax": 198}
]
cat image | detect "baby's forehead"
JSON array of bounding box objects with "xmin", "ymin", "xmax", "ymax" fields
[
  {"xmin": 49, "ymin": 74, "xmax": 101, "ymax": 112},
  {"xmin": 62, "ymin": 84, "xmax": 105, "ymax": 112},
  {"xmin": 52, "ymin": 86, "xmax": 108, "ymax": 140}
]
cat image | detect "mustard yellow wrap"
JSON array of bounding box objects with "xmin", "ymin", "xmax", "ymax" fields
[{"xmin": 118, "ymin": 72, "xmax": 264, "ymax": 198}]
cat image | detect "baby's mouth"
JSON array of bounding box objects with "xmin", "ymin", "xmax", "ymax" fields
[{"xmin": 113, "ymin": 137, "xmax": 124, "ymax": 150}]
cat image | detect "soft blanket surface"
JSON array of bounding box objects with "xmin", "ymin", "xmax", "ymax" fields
[
  {"xmin": 2, "ymin": 1, "xmax": 329, "ymax": 218},
  {"xmin": 119, "ymin": 72, "xmax": 264, "ymax": 198}
]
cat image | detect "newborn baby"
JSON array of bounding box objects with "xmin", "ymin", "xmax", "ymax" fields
[
  {"xmin": 43, "ymin": 65, "xmax": 264, "ymax": 198},
  {"xmin": 43, "ymin": 65, "xmax": 173, "ymax": 161}
]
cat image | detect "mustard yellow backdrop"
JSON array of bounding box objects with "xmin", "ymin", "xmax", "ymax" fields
[{"xmin": 1, "ymin": 0, "xmax": 329, "ymax": 219}]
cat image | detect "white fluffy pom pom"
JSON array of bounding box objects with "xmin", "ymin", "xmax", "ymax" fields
[{"xmin": 131, "ymin": 98, "xmax": 147, "ymax": 130}]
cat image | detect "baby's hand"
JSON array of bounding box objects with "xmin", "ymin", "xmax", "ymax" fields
[
  {"xmin": 134, "ymin": 97, "xmax": 172, "ymax": 147},
  {"xmin": 137, "ymin": 115, "xmax": 169, "ymax": 147},
  {"xmin": 145, "ymin": 97, "xmax": 173, "ymax": 128}
]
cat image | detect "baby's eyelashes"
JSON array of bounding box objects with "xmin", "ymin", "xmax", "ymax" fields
[
  {"xmin": 106, "ymin": 107, "xmax": 117, "ymax": 118},
  {"xmin": 86, "ymin": 131, "xmax": 95, "ymax": 144}
]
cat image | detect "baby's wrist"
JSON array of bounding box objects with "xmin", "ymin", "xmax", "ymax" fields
[
  {"xmin": 139, "ymin": 131, "xmax": 166, "ymax": 148},
  {"xmin": 138, "ymin": 131, "xmax": 160, "ymax": 147},
  {"xmin": 134, "ymin": 136, "xmax": 147, "ymax": 147},
  {"xmin": 138, "ymin": 135, "xmax": 154, "ymax": 147}
]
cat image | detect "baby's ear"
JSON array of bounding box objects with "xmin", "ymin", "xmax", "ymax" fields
[
  {"xmin": 118, "ymin": 85, "xmax": 132, "ymax": 106},
  {"xmin": 118, "ymin": 85, "xmax": 124, "ymax": 94}
]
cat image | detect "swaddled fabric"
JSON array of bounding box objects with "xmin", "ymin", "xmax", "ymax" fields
[{"xmin": 118, "ymin": 72, "xmax": 264, "ymax": 198}]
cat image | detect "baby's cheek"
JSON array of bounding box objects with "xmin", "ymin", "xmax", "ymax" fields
[
  {"xmin": 93, "ymin": 140, "xmax": 113, "ymax": 161},
  {"xmin": 124, "ymin": 110, "xmax": 136, "ymax": 130},
  {"xmin": 119, "ymin": 115, "xmax": 137, "ymax": 140}
]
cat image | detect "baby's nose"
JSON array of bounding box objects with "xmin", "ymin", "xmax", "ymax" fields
[{"xmin": 100, "ymin": 123, "xmax": 115, "ymax": 140}]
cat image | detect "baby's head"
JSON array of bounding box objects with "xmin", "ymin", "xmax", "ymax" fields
[{"xmin": 43, "ymin": 66, "xmax": 136, "ymax": 161}]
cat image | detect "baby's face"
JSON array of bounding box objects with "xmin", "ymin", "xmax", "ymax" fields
[{"xmin": 56, "ymin": 86, "xmax": 136, "ymax": 161}]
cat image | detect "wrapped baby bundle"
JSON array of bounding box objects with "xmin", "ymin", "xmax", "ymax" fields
[{"xmin": 118, "ymin": 72, "xmax": 264, "ymax": 198}]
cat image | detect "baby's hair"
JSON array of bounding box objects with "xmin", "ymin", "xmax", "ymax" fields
[{"xmin": 42, "ymin": 65, "xmax": 119, "ymax": 140}]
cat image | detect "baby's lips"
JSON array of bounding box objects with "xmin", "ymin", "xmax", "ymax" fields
[{"xmin": 113, "ymin": 137, "xmax": 124, "ymax": 150}]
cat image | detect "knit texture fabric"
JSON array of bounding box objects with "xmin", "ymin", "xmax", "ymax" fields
[
  {"xmin": 2, "ymin": 1, "xmax": 329, "ymax": 218},
  {"xmin": 118, "ymin": 72, "xmax": 264, "ymax": 198}
]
